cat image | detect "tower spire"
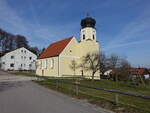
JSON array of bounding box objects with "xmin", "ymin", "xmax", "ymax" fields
[{"xmin": 86, "ymin": 12, "xmax": 90, "ymax": 17}]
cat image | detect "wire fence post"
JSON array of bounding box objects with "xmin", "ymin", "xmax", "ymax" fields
[
  {"xmin": 75, "ymin": 78, "xmax": 79, "ymax": 96},
  {"xmin": 76, "ymin": 83, "xmax": 79, "ymax": 96},
  {"xmin": 115, "ymin": 74, "xmax": 119, "ymax": 105},
  {"xmin": 115, "ymin": 94, "xmax": 119, "ymax": 105},
  {"xmin": 56, "ymin": 78, "xmax": 58, "ymax": 90}
]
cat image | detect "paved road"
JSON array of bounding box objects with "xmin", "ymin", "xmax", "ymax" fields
[{"xmin": 0, "ymin": 71, "xmax": 113, "ymax": 113}]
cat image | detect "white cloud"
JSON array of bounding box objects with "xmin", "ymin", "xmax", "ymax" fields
[{"xmin": 103, "ymin": 39, "xmax": 150, "ymax": 51}]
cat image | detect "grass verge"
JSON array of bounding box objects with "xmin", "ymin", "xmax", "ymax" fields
[
  {"xmin": 10, "ymin": 71, "xmax": 38, "ymax": 77},
  {"xmin": 35, "ymin": 78, "xmax": 150, "ymax": 113}
]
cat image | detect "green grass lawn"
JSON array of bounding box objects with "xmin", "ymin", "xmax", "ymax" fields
[{"xmin": 35, "ymin": 78, "xmax": 150, "ymax": 113}]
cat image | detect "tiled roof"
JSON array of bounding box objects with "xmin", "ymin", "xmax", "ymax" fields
[
  {"xmin": 129, "ymin": 68, "xmax": 149, "ymax": 75},
  {"xmin": 38, "ymin": 37, "xmax": 73, "ymax": 59}
]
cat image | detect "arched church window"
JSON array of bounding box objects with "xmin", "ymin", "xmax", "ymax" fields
[
  {"xmin": 93, "ymin": 35, "xmax": 95, "ymax": 40},
  {"xmin": 50, "ymin": 58, "xmax": 54, "ymax": 69},
  {"xmin": 83, "ymin": 34, "xmax": 85, "ymax": 40}
]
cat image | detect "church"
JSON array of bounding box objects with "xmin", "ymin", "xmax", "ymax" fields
[{"xmin": 36, "ymin": 16, "xmax": 100, "ymax": 79}]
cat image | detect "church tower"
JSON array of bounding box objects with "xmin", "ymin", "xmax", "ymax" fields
[
  {"xmin": 80, "ymin": 16, "xmax": 96, "ymax": 42},
  {"xmin": 78, "ymin": 15, "xmax": 99, "ymax": 57},
  {"xmin": 78, "ymin": 15, "xmax": 100, "ymax": 79}
]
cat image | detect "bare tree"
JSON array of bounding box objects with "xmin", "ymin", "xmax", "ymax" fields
[
  {"xmin": 0, "ymin": 28, "xmax": 40, "ymax": 55},
  {"xmin": 81, "ymin": 52, "xmax": 100, "ymax": 81},
  {"xmin": 108, "ymin": 54, "xmax": 120, "ymax": 81},
  {"xmin": 108, "ymin": 54, "xmax": 120, "ymax": 69},
  {"xmin": 117, "ymin": 59, "xmax": 131, "ymax": 81},
  {"xmin": 0, "ymin": 29, "xmax": 16, "ymax": 51},
  {"xmin": 70, "ymin": 60, "xmax": 78, "ymax": 76},
  {"xmin": 15, "ymin": 35, "xmax": 29, "ymax": 48},
  {"xmin": 100, "ymin": 52, "xmax": 108, "ymax": 76},
  {"xmin": 108, "ymin": 55, "xmax": 131, "ymax": 81},
  {"xmin": 29, "ymin": 46, "xmax": 40, "ymax": 55}
]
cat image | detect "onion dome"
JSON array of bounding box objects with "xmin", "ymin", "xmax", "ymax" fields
[{"xmin": 80, "ymin": 16, "xmax": 96, "ymax": 28}]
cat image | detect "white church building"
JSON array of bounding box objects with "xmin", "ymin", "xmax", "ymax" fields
[{"xmin": 0, "ymin": 47, "xmax": 37, "ymax": 71}]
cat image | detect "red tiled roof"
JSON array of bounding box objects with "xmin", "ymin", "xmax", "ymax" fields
[
  {"xmin": 129, "ymin": 68, "xmax": 149, "ymax": 75},
  {"xmin": 38, "ymin": 37, "xmax": 73, "ymax": 59}
]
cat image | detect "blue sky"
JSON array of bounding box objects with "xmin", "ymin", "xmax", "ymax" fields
[{"xmin": 0, "ymin": 0, "xmax": 150, "ymax": 68}]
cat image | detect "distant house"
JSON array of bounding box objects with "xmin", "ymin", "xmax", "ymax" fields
[
  {"xmin": 102, "ymin": 68, "xmax": 150, "ymax": 80},
  {"xmin": 148, "ymin": 69, "xmax": 150, "ymax": 74},
  {"xmin": 100, "ymin": 70, "xmax": 112, "ymax": 79},
  {"xmin": 104, "ymin": 70, "xmax": 112, "ymax": 76},
  {"xmin": 0, "ymin": 47, "xmax": 37, "ymax": 71},
  {"xmin": 129, "ymin": 68, "xmax": 150, "ymax": 80}
]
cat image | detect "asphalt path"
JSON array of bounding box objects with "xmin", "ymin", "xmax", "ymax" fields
[{"xmin": 0, "ymin": 71, "xmax": 114, "ymax": 113}]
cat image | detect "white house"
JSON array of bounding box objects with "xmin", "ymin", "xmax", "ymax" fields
[
  {"xmin": 0, "ymin": 47, "xmax": 37, "ymax": 71},
  {"xmin": 104, "ymin": 70, "xmax": 112, "ymax": 76}
]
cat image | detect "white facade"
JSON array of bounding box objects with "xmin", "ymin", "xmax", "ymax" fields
[{"xmin": 0, "ymin": 47, "xmax": 37, "ymax": 71}]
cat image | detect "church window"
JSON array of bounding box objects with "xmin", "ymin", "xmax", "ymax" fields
[
  {"xmin": 39, "ymin": 61, "xmax": 42, "ymax": 69},
  {"xmin": 83, "ymin": 34, "xmax": 85, "ymax": 40},
  {"xmin": 50, "ymin": 58, "xmax": 54, "ymax": 69},
  {"xmin": 93, "ymin": 35, "xmax": 95, "ymax": 40},
  {"xmin": 44, "ymin": 60, "xmax": 47, "ymax": 69}
]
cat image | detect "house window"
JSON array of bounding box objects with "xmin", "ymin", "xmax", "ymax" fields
[
  {"xmin": 24, "ymin": 56, "xmax": 26, "ymax": 59},
  {"xmin": 83, "ymin": 34, "xmax": 85, "ymax": 40},
  {"xmin": 21, "ymin": 56, "xmax": 23, "ymax": 59},
  {"xmin": 29, "ymin": 64, "xmax": 32, "ymax": 67},
  {"xmin": 21, "ymin": 50, "xmax": 23, "ymax": 53},
  {"xmin": 50, "ymin": 58, "xmax": 54, "ymax": 69},
  {"xmin": 24, "ymin": 64, "xmax": 26, "ymax": 67},
  {"xmin": 29, "ymin": 57, "xmax": 32, "ymax": 60},
  {"xmin": 11, "ymin": 56, "xmax": 14, "ymax": 59},
  {"xmin": 24, "ymin": 50, "xmax": 26, "ymax": 53},
  {"xmin": 10, "ymin": 63, "xmax": 14, "ymax": 67},
  {"xmin": 21, "ymin": 64, "xmax": 22, "ymax": 67}
]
